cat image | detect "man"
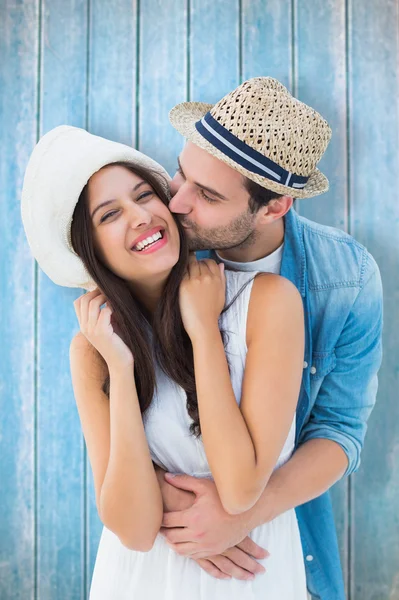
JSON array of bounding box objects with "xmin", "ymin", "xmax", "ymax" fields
[{"xmin": 154, "ymin": 77, "xmax": 383, "ymax": 599}]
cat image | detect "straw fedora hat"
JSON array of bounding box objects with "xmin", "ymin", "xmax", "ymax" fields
[
  {"xmin": 21, "ymin": 125, "xmax": 171, "ymax": 291},
  {"xmin": 169, "ymin": 77, "xmax": 332, "ymax": 199}
]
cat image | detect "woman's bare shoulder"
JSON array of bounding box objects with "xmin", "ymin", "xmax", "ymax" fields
[{"xmin": 246, "ymin": 273, "xmax": 303, "ymax": 343}]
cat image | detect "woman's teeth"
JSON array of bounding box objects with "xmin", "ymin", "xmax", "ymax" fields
[{"xmin": 134, "ymin": 230, "xmax": 163, "ymax": 251}]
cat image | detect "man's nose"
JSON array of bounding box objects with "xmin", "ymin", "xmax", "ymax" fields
[{"xmin": 168, "ymin": 186, "xmax": 193, "ymax": 215}]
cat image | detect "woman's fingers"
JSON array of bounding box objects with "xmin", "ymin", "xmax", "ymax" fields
[
  {"xmin": 202, "ymin": 258, "xmax": 219, "ymax": 274},
  {"xmin": 73, "ymin": 289, "xmax": 107, "ymax": 333},
  {"xmin": 87, "ymin": 294, "xmax": 107, "ymax": 331},
  {"xmin": 76, "ymin": 289, "xmax": 99, "ymax": 324},
  {"xmin": 186, "ymin": 256, "xmax": 224, "ymax": 280},
  {"xmin": 97, "ymin": 305, "xmax": 113, "ymax": 332}
]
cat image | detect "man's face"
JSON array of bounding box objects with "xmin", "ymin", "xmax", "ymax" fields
[{"xmin": 169, "ymin": 142, "xmax": 259, "ymax": 251}]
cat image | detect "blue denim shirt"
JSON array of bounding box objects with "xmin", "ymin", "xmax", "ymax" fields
[{"xmin": 199, "ymin": 208, "xmax": 383, "ymax": 600}]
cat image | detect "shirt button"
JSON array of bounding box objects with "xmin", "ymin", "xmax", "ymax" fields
[
  {"xmin": 303, "ymin": 361, "xmax": 308, "ymax": 369},
  {"xmin": 306, "ymin": 555, "xmax": 314, "ymax": 562},
  {"xmin": 310, "ymin": 366, "xmax": 317, "ymax": 375}
]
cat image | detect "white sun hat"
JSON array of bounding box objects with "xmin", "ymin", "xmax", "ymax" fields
[
  {"xmin": 169, "ymin": 77, "xmax": 332, "ymax": 199},
  {"xmin": 21, "ymin": 125, "xmax": 171, "ymax": 291}
]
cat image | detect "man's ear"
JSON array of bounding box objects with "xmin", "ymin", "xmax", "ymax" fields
[{"xmin": 257, "ymin": 195, "xmax": 293, "ymax": 224}]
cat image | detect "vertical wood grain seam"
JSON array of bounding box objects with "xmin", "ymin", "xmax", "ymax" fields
[
  {"xmin": 345, "ymin": 0, "xmax": 352, "ymax": 237},
  {"xmin": 291, "ymin": 0, "xmax": 299, "ymax": 214},
  {"xmin": 344, "ymin": 0, "xmax": 352, "ymax": 596},
  {"xmin": 84, "ymin": 0, "xmax": 91, "ymax": 595},
  {"xmin": 135, "ymin": 0, "xmax": 141, "ymax": 149},
  {"xmin": 290, "ymin": 0, "xmax": 297, "ymax": 97},
  {"xmin": 238, "ymin": 0, "xmax": 242, "ymax": 83},
  {"xmin": 186, "ymin": 0, "xmax": 191, "ymax": 101},
  {"xmin": 345, "ymin": 0, "xmax": 354, "ymax": 596},
  {"xmin": 34, "ymin": 0, "xmax": 43, "ymax": 597}
]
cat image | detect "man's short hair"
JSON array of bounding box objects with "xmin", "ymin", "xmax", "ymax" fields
[{"xmin": 243, "ymin": 176, "xmax": 295, "ymax": 213}]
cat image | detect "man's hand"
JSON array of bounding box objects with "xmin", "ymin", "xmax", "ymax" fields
[
  {"xmin": 155, "ymin": 466, "xmax": 195, "ymax": 512},
  {"xmin": 160, "ymin": 473, "xmax": 268, "ymax": 560},
  {"xmin": 193, "ymin": 539, "xmax": 268, "ymax": 581}
]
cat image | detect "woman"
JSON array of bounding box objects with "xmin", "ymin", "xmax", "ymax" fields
[{"xmin": 21, "ymin": 125, "xmax": 307, "ymax": 599}]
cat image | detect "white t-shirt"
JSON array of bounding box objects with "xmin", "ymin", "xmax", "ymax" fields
[{"xmin": 215, "ymin": 243, "xmax": 284, "ymax": 274}]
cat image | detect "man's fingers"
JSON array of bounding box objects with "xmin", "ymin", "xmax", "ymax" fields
[
  {"xmin": 166, "ymin": 541, "xmax": 198, "ymax": 556},
  {"xmin": 161, "ymin": 510, "xmax": 189, "ymax": 528},
  {"xmin": 222, "ymin": 547, "xmax": 266, "ymax": 576},
  {"xmin": 204, "ymin": 555, "xmax": 255, "ymax": 581},
  {"xmin": 236, "ymin": 536, "xmax": 270, "ymax": 559},
  {"xmin": 194, "ymin": 558, "xmax": 232, "ymax": 580},
  {"xmin": 160, "ymin": 526, "xmax": 194, "ymax": 544},
  {"xmin": 164, "ymin": 473, "xmax": 205, "ymax": 494}
]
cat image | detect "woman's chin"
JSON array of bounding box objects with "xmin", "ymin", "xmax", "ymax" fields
[{"xmin": 122, "ymin": 254, "xmax": 179, "ymax": 284}]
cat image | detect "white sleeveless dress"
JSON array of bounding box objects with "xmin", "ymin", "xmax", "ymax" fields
[{"xmin": 89, "ymin": 270, "xmax": 307, "ymax": 599}]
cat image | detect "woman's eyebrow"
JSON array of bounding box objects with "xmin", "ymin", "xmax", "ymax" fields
[
  {"xmin": 177, "ymin": 156, "xmax": 227, "ymax": 200},
  {"xmin": 91, "ymin": 181, "xmax": 148, "ymax": 219}
]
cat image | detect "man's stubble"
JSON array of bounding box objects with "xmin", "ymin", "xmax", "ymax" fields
[{"xmin": 178, "ymin": 208, "xmax": 259, "ymax": 253}]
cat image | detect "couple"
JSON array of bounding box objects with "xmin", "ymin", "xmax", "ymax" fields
[{"xmin": 21, "ymin": 77, "xmax": 383, "ymax": 600}]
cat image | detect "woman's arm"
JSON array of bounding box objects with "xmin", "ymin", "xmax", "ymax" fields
[
  {"xmin": 70, "ymin": 334, "xmax": 162, "ymax": 551},
  {"xmin": 187, "ymin": 270, "xmax": 304, "ymax": 515}
]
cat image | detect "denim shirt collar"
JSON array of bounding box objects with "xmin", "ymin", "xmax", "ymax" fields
[{"xmin": 281, "ymin": 208, "xmax": 307, "ymax": 297}]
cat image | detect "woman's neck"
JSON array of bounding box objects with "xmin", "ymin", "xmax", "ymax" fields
[{"xmin": 129, "ymin": 273, "xmax": 169, "ymax": 314}]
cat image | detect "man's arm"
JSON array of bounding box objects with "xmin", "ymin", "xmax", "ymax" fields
[
  {"xmin": 298, "ymin": 253, "xmax": 383, "ymax": 476},
  {"xmin": 160, "ymin": 437, "xmax": 347, "ymax": 552},
  {"xmin": 156, "ymin": 440, "xmax": 346, "ymax": 580},
  {"xmin": 240, "ymin": 438, "xmax": 347, "ymax": 529},
  {"xmin": 160, "ymin": 253, "xmax": 383, "ymax": 577}
]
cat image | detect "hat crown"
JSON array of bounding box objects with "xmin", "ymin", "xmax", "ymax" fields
[{"xmin": 209, "ymin": 77, "xmax": 332, "ymax": 177}]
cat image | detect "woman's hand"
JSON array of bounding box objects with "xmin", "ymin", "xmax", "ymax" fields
[
  {"xmin": 179, "ymin": 256, "xmax": 226, "ymax": 341},
  {"xmin": 73, "ymin": 288, "xmax": 133, "ymax": 369}
]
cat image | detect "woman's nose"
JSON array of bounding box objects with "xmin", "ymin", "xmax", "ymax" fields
[{"xmin": 128, "ymin": 204, "xmax": 152, "ymax": 229}]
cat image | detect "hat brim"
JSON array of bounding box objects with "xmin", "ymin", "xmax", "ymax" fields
[{"xmin": 169, "ymin": 102, "xmax": 329, "ymax": 199}]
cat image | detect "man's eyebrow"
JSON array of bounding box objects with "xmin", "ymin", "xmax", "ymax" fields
[
  {"xmin": 177, "ymin": 156, "xmax": 227, "ymax": 201},
  {"xmin": 91, "ymin": 180, "xmax": 148, "ymax": 219}
]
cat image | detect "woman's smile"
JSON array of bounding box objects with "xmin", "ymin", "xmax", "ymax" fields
[{"xmin": 130, "ymin": 226, "xmax": 168, "ymax": 254}]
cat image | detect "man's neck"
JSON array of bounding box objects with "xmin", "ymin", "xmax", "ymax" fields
[{"xmin": 217, "ymin": 217, "xmax": 285, "ymax": 263}]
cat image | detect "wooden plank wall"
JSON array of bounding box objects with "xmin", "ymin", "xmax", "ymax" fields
[{"xmin": 0, "ymin": 1, "xmax": 398, "ymax": 598}]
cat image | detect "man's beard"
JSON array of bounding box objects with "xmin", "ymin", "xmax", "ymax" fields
[{"xmin": 178, "ymin": 208, "xmax": 258, "ymax": 252}]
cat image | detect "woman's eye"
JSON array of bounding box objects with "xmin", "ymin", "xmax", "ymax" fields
[
  {"xmin": 199, "ymin": 189, "xmax": 217, "ymax": 204},
  {"xmin": 137, "ymin": 191, "xmax": 153, "ymax": 201},
  {"xmin": 100, "ymin": 210, "xmax": 118, "ymax": 223}
]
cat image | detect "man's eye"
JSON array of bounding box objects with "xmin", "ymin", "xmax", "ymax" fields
[
  {"xmin": 199, "ymin": 189, "xmax": 217, "ymax": 204},
  {"xmin": 100, "ymin": 210, "xmax": 118, "ymax": 223}
]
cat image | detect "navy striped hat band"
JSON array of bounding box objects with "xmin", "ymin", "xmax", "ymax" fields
[{"xmin": 195, "ymin": 111, "xmax": 309, "ymax": 190}]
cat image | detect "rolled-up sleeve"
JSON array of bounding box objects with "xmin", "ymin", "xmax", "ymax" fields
[{"xmin": 299, "ymin": 253, "xmax": 383, "ymax": 475}]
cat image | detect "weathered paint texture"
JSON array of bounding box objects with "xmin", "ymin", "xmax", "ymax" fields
[{"xmin": 0, "ymin": 1, "xmax": 397, "ymax": 598}]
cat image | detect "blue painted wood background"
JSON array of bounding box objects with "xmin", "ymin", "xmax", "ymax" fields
[{"xmin": 0, "ymin": 1, "xmax": 398, "ymax": 598}]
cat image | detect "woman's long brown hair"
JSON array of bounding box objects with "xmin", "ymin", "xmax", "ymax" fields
[{"xmin": 70, "ymin": 162, "xmax": 238, "ymax": 437}]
